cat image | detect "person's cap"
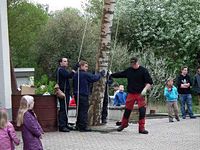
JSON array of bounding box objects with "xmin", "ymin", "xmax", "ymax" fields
[{"xmin": 130, "ymin": 57, "xmax": 138, "ymax": 64}]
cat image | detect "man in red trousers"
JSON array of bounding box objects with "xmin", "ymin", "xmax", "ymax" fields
[{"xmin": 111, "ymin": 57, "xmax": 153, "ymax": 134}]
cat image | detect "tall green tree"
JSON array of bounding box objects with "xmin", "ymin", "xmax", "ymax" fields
[
  {"xmin": 85, "ymin": 0, "xmax": 103, "ymax": 23},
  {"xmin": 36, "ymin": 8, "xmax": 100, "ymax": 77},
  {"xmin": 87, "ymin": 0, "xmax": 200, "ymax": 72},
  {"xmin": 8, "ymin": 1, "xmax": 49, "ymax": 67},
  {"xmin": 115, "ymin": 0, "xmax": 200, "ymax": 70}
]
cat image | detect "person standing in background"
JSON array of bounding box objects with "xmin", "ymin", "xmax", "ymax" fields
[
  {"xmin": 113, "ymin": 85, "xmax": 127, "ymax": 106},
  {"xmin": 193, "ymin": 66, "xmax": 200, "ymax": 105},
  {"xmin": 164, "ymin": 78, "xmax": 180, "ymax": 122},
  {"xmin": 176, "ymin": 66, "xmax": 196, "ymax": 119}
]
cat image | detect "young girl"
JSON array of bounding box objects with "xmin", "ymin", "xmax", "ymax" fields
[
  {"xmin": 17, "ymin": 95, "xmax": 44, "ymax": 150},
  {"xmin": 0, "ymin": 108, "xmax": 20, "ymax": 150},
  {"xmin": 164, "ymin": 78, "xmax": 180, "ymax": 122}
]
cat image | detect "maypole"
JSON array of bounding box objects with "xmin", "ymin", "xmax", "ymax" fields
[{"xmin": 88, "ymin": 0, "xmax": 116, "ymax": 126}]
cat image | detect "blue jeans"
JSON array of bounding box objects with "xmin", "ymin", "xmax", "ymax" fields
[{"xmin": 179, "ymin": 94, "xmax": 194, "ymax": 117}]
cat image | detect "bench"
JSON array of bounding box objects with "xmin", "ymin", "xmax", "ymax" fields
[{"xmin": 108, "ymin": 105, "xmax": 139, "ymax": 123}]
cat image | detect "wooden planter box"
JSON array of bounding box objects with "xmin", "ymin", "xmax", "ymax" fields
[{"xmin": 12, "ymin": 95, "xmax": 58, "ymax": 132}]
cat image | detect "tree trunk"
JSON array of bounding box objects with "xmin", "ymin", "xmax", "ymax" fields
[{"xmin": 88, "ymin": 0, "xmax": 115, "ymax": 126}]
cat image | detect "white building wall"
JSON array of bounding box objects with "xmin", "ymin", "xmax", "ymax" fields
[{"xmin": 0, "ymin": 0, "xmax": 12, "ymax": 118}]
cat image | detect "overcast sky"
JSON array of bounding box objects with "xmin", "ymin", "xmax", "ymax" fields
[{"xmin": 30, "ymin": 0, "xmax": 85, "ymax": 11}]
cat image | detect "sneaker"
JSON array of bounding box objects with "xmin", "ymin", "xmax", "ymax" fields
[
  {"xmin": 139, "ymin": 130, "xmax": 149, "ymax": 134},
  {"xmin": 182, "ymin": 116, "xmax": 186, "ymax": 119},
  {"xmin": 190, "ymin": 116, "xmax": 196, "ymax": 119},
  {"xmin": 59, "ymin": 127, "xmax": 70, "ymax": 132},
  {"xmin": 176, "ymin": 118, "xmax": 180, "ymax": 121},
  {"xmin": 169, "ymin": 120, "xmax": 174, "ymax": 123}
]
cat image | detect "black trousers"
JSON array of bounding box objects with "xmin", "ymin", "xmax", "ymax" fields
[
  {"xmin": 58, "ymin": 94, "xmax": 70, "ymax": 128},
  {"xmin": 75, "ymin": 95, "xmax": 89, "ymax": 130},
  {"xmin": 101, "ymin": 85, "xmax": 109, "ymax": 121}
]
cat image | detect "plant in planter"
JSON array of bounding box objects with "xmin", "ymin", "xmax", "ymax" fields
[
  {"xmin": 35, "ymin": 74, "xmax": 56, "ymax": 95},
  {"xmin": 12, "ymin": 74, "xmax": 58, "ymax": 132}
]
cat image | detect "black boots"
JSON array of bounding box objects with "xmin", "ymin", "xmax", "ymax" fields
[
  {"xmin": 59, "ymin": 127, "xmax": 70, "ymax": 132},
  {"xmin": 139, "ymin": 130, "xmax": 149, "ymax": 134},
  {"xmin": 117, "ymin": 124, "xmax": 128, "ymax": 132},
  {"xmin": 117, "ymin": 126, "xmax": 125, "ymax": 132},
  {"xmin": 79, "ymin": 127, "xmax": 92, "ymax": 132},
  {"xmin": 117, "ymin": 126, "xmax": 149, "ymax": 134}
]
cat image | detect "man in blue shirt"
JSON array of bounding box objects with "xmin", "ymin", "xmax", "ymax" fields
[{"xmin": 73, "ymin": 60, "xmax": 105, "ymax": 132}]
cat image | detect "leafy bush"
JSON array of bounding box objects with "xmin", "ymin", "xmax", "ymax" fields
[
  {"xmin": 111, "ymin": 44, "xmax": 177, "ymax": 102},
  {"xmin": 135, "ymin": 50, "xmax": 177, "ymax": 101},
  {"xmin": 35, "ymin": 74, "xmax": 56, "ymax": 95}
]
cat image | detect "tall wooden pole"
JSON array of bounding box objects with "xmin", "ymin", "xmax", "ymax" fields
[{"xmin": 88, "ymin": 0, "xmax": 115, "ymax": 126}]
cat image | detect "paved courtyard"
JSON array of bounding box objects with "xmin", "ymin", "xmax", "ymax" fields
[{"xmin": 16, "ymin": 117, "xmax": 200, "ymax": 150}]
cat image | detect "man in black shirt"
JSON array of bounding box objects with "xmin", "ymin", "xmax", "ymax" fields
[
  {"xmin": 111, "ymin": 57, "xmax": 153, "ymax": 134},
  {"xmin": 176, "ymin": 66, "xmax": 196, "ymax": 119}
]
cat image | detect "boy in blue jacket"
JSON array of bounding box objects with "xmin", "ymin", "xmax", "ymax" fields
[
  {"xmin": 164, "ymin": 78, "xmax": 180, "ymax": 122},
  {"xmin": 113, "ymin": 85, "xmax": 127, "ymax": 106},
  {"xmin": 73, "ymin": 60, "xmax": 105, "ymax": 132}
]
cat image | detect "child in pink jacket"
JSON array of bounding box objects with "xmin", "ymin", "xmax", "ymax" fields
[{"xmin": 0, "ymin": 108, "xmax": 20, "ymax": 150}]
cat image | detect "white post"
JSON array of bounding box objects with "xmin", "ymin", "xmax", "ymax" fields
[{"xmin": 0, "ymin": 0, "xmax": 12, "ymax": 119}]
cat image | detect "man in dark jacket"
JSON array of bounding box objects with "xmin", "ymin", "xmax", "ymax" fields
[
  {"xmin": 111, "ymin": 57, "xmax": 153, "ymax": 134},
  {"xmin": 193, "ymin": 66, "xmax": 200, "ymax": 105},
  {"xmin": 73, "ymin": 60, "xmax": 105, "ymax": 132},
  {"xmin": 56, "ymin": 57, "xmax": 75, "ymax": 132}
]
